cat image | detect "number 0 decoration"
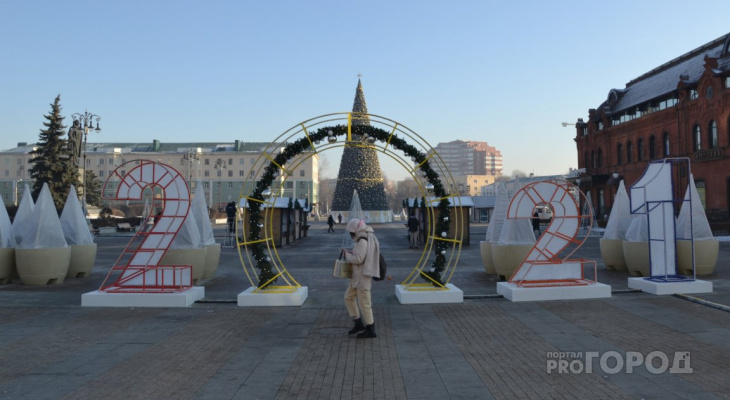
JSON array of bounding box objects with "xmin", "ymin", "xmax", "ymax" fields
[
  {"xmin": 507, "ymin": 179, "xmax": 596, "ymax": 287},
  {"xmin": 98, "ymin": 160, "xmax": 192, "ymax": 293}
]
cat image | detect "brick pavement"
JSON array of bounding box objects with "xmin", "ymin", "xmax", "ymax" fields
[{"xmin": 0, "ymin": 221, "xmax": 728, "ymax": 399}]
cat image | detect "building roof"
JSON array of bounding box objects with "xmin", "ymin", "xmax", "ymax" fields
[
  {"xmin": 604, "ymin": 33, "xmax": 730, "ymax": 114},
  {"xmin": 472, "ymin": 195, "xmax": 496, "ymax": 209}
]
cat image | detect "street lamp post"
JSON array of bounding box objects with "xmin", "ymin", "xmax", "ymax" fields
[
  {"xmin": 71, "ymin": 110, "xmax": 101, "ymax": 214},
  {"xmin": 214, "ymin": 158, "xmax": 227, "ymax": 211},
  {"xmin": 183, "ymin": 148, "xmax": 201, "ymax": 187}
]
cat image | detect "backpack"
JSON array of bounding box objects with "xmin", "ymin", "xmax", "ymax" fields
[{"xmin": 357, "ymin": 237, "xmax": 387, "ymax": 281}]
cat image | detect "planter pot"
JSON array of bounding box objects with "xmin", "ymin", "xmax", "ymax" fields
[
  {"xmin": 492, "ymin": 243, "xmax": 533, "ymax": 281},
  {"xmin": 67, "ymin": 243, "xmax": 97, "ymax": 278},
  {"xmin": 0, "ymin": 247, "xmax": 16, "ymax": 284},
  {"xmin": 480, "ymin": 241, "xmax": 496, "ymax": 274},
  {"xmin": 161, "ymin": 247, "xmax": 206, "ymax": 284},
  {"xmin": 202, "ymin": 243, "xmax": 221, "ymax": 279},
  {"xmin": 677, "ymin": 239, "xmax": 719, "ymax": 276},
  {"xmin": 622, "ymin": 241, "xmax": 650, "ymax": 277},
  {"xmin": 16, "ymin": 247, "xmax": 71, "ymax": 285},
  {"xmin": 599, "ymin": 238, "xmax": 627, "ymax": 271}
]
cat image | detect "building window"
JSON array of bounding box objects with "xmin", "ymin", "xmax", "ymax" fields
[
  {"xmin": 726, "ymin": 77, "xmax": 730, "ymax": 89},
  {"xmin": 617, "ymin": 143, "xmax": 623, "ymax": 165},
  {"xmin": 299, "ymin": 182, "xmax": 305, "ymax": 189},
  {"xmin": 627, "ymin": 141, "xmax": 633, "ymax": 163},
  {"xmin": 597, "ymin": 148, "xmax": 603, "ymax": 168},
  {"xmin": 250, "ymin": 171, "xmax": 255, "ymax": 178},
  {"xmin": 300, "ymin": 169, "xmax": 305, "ymax": 177},
  {"xmin": 649, "ymin": 135, "xmax": 656, "ymax": 159},
  {"xmin": 228, "ymin": 170, "xmax": 233, "ymax": 177},
  {"xmin": 204, "ymin": 182, "xmax": 209, "ymax": 189},
  {"xmin": 693, "ymin": 124, "xmax": 701, "ymax": 151},
  {"xmin": 239, "ymin": 170, "xmax": 245, "ymax": 177},
  {"xmin": 99, "ymin": 170, "xmax": 104, "ymax": 177},
  {"xmin": 591, "ymin": 151, "xmax": 596, "ymax": 168},
  {"xmin": 690, "ymin": 89, "xmax": 698, "ymax": 100},
  {"xmin": 709, "ymin": 120, "xmax": 718, "ymax": 149},
  {"xmin": 637, "ymin": 139, "xmax": 644, "ymax": 161},
  {"xmin": 228, "ymin": 182, "xmax": 233, "ymax": 188},
  {"xmin": 205, "ymin": 170, "xmax": 210, "ymax": 177},
  {"xmin": 205, "ymin": 158, "xmax": 210, "ymax": 166},
  {"xmin": 663, "ymin": 132, "xmax": 670, "ymax": 156},
  {"xmin": 239, "ymin": 158, "xmax": 245, "ymax": 165},
  {"xmin": 228, "ymin": 158, "xmax": 233, "ymax": 165}
]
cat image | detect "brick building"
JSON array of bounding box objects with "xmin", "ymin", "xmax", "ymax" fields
[{"xmin": 573, "ymin": 32, "xmax": 730, "ymax": 228}]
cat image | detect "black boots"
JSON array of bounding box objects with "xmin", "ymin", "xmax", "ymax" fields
[
  {"xmin": 356, "ymin": 323, "xmax": 377, "ymax": 339},
  {"xmin": 348, "ymin": 318, "xmax": 365, "ymax": 335}
]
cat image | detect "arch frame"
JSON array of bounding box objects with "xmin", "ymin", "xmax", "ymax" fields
[{"xmin": 236, "ymin": 112, "xmax": 464, "ymax": 292}]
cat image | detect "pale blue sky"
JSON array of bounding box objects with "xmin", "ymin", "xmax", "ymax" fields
[{"xmin": 1, "ymin": 1, "xmax": 728, "ymax": 181}]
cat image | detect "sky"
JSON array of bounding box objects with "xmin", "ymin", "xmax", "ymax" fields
[{"xmin": 1, "ymin": 0, "xmax": 728, "ymax": 182}]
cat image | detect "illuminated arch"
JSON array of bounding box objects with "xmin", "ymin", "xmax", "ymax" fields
[{"xmin": 236, "ymin": 112, "xmax": 464, "ymax": 292}]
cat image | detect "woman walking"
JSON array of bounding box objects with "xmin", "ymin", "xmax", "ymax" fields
[{"xmin": 341, "ymin": 219, "xmax": 380, "ymax": 338}]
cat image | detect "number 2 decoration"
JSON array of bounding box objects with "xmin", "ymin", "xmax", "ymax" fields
[
  {"xmin": 506, "ymin": 180, "xmax": 596, "ymax": 287},
  {"xmin": 98, "ymin": 161, "xmax": 192, "ymax": 293}
]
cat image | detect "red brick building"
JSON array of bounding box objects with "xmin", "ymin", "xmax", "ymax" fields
[{"xmin": 573, "ymin": 33, "xmax": 730, "ymax": 229}]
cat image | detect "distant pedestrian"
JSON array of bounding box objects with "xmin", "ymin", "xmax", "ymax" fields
[
  {"xmin": 337, "ymin": 213, "xmax": 343, "ymax": 224},
  {"xmin": 407, "ymin": 214, "xmax": 419, "ymax": 249},
  {"xmin": 532, "ymin": 210, "xmax": 540, "ymax": 236},
  {"xmin": 327, "ymin": 215, "xmax": 335, "ymax": 233},
  {"xmin": 341, "ymin": 219, "xmax": 380, "ymax": 338}
]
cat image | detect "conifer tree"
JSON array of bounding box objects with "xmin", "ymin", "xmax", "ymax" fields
[
  {"xmin": 331, "ymin": 79, "xmax": 389, "ymax": 211},
  {"xmin": 84, "ymin": 170, "xmax": 104, "ymax": 207},
  {"xmin": 28, "ymin": 95, "xmax": 80, "ymax": 209}
]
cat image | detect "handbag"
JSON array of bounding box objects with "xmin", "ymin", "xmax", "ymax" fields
[{"xmin": 333, "ymin": 252, "xmax": 352, "ymax": 279}]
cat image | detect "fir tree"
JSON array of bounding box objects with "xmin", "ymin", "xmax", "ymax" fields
[
  {"xmin": 84, "ymin": 170, "xmax": 104, "ymax": 207},
  {"xmin": 331, "ymin": 79, "xmax": 389, "ymax": 211},
  {"xmin": 28, "ymin": 95, "xmax": 80, "ymax": 209}
]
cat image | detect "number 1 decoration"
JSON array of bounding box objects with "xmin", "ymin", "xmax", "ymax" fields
[{"xmin": 98, "ymin": 160, "xmax": 192, "ymax": 293}]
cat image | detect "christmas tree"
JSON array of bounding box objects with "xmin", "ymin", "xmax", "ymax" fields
[{"xmin": 331, "ymin": 79, "xmax": 389, "ymax": 211}]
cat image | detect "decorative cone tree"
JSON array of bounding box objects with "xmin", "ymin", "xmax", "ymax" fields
[{"xmin": 331, "ymin": 79, "xmax": 389, "ymax": 212}]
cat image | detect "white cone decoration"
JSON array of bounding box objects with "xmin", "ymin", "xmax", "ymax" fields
[
  {"xmin": 603, "ymin": 180, "xmax": 631, "ymax": 240},
  {"xmin": 677, "ymin": 174, "xmax": 714, "ymax": 241},
  {"xmin": 342, "ymin": 190, "xmax": 365, "ymax": 249},
  {"xmin": 497, "ymin": 179, "xmax": 535, "ymax": 246},
  {"xmin": 60, "ymin": 185, "xmax": 94, "ymax": 245},
  {"xmin": 485, "ymin": 182, "xmax": 508, "ymax": 242},
  {"xmin": 169, "ymin": 210, "xmax": 201, "ymax": 249},
  {"xmin": 0, "ymin": 196, "xmax": 15, "ymax": 248},
  {"xmin": 193, "ymin": 181, "xmax": 216, "ymax": 246},
  {"xmin": 13, "ymin": 184, "xmax": 35, "ymax": 246},
  {"xmin": 16, "ymin": 183, "xmax": 67, "ymax": 249}
]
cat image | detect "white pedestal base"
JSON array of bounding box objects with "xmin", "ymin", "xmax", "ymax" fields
[
  {"xmin": 81, "ymin": 287, "xmax": 205, "ymax": 308},
  {"xmin": 237, "ymin": 286, "xmax": 308, "ymax": 306},
  {"xmin": 497, "ymin": 282, "xmax": 612, "ymax": 302},
  {"xmin": 627, "ymin": 277, "xmax": 713, "ymax": 295},
  {"xmin": 395, "ymin": 284, "xmax": 463, "ymax": 304}
]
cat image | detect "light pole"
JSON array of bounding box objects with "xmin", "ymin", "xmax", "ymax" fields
[
  {"xmin": 214, "ymin": 158, "xmax": 227, "ymax": 211},
  {"xmin": 71, "ymin": 110, "xmax": 101, "ymax": 214},
  {"xmin": 183, "ymin": 148, "xmax": 201, "ymax": 187}
]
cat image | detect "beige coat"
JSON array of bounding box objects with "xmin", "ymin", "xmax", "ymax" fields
[{"xmin": 344, "ymin": 226, "xmax": 380, "ymax": 290}]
